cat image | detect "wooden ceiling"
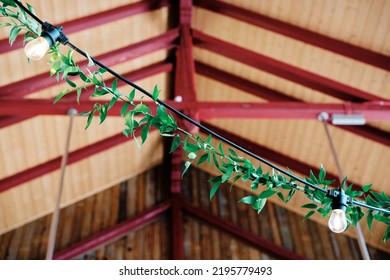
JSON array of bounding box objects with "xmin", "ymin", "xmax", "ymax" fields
[{"xmin": 0, "ymin": 0, "xmax": 389, "ymax": 256}]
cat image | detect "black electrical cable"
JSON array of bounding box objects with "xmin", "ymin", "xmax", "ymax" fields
[{"xmin": 12, "ymin": 0, "xmax": 390, "ymax": 215}]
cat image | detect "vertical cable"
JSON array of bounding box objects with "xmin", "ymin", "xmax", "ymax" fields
[
  {"xmin": 45, "ymin": 109, "xmax": 77, "ymax": 260},
  {"xmin": 318, "ymin": 113, "xmax": 370, "ymax": 260}
]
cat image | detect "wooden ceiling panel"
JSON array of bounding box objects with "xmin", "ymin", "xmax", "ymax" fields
[
  {"xmin": 218, "ymin": 0, "xmax": 390, "ymax": 55},
  {"xmin": 0, "ymin": 131, "xmax": 164, "ymax": 234},
  {"xmin": 193, "ymin": 7, "xmax": 389, "ymax": 100},
  {"xmin": 194, "ymin": 48, "xmax": 341, "ymax": 103}
]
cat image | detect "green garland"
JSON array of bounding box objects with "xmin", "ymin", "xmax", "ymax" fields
[{"xmin": 1, "ymin": 0, "xmax": 389, "ymax": 241}]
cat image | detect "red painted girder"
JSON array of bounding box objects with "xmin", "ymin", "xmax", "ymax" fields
[
  {"xmin": 175, "ymin": 26, "xmax": 197, "ymax": 102},
  {"xmin": 193, "ymin": 30, "xmax": 384, "ymax": 102},
  {"xmin": 171, "ymin": 194, "xmax": 184, "ymax": 260},
  {"xmin": 0, "ymin": 61, "xmax": 172, "ymax": 129},
  {"xmin": 194, "ymin": 0, "xmax": 390, "ymax": 71},
  {"xmin": 195, "ymin": 61, "xmax": 299, "ymax": 101},
  {"xmin": 0, "ymin": 116, "xmax": 29, "ymax": 128},
  {"xmin": 202, "ymin": 122, "xmax": 367, "ymax": 191},
  {"xmin": 181, "ymin": 199, "xmax": 306, "ymax": 260},
  {"xmin": 0, "ymin": 29, "xmax": 179, "ymax": 98},
  {"xmin": 1, "ymin": 99, "xmax": 389, "ymax": 121},
  {"xmin": 54, "ymin": 201, "xmax": 171, "ymax": 260},
  {"xmin": 0, "ymin": 0, "xmax": 171, "ymax": 54},
  {"xmin": 0, "ymin": 129, "xmax": 146, "ymax": 193},
  {"xmin": 342, "ymin": 125, "xmax": 390, "ymax": 148}
]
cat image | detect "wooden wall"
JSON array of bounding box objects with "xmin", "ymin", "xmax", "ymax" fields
[{"xmin": 0, "ymin": 165, "xmax": 389, "ymax": 260}]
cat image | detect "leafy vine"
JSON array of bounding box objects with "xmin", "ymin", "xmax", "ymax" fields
[{"xmin": 1, "ymin": 0, "xmax": 389, "ymax": 241}]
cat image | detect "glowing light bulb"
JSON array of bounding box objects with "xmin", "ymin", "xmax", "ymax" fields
[
  {"xmin": 24, "ymin": 37, "xmax": 50, "ymax": 60},
  {"xmin": 328, "ymin": 209, "xmax": 347, "ymax": 233}
]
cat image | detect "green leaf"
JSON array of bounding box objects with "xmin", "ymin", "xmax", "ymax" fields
[
  {"xmin": 362, "ymin": 184, "xmax": 372, "ymax": 193},
  {"xmin": 121, "ymin": 102, "xmax": 129, "ymax": 116},
  {"xmin": 9, "ymin": 26, "xmax": 21, "ymax": 46},
  {"xmin": 221, "ymin": 165, "xmax": 234, "ymax": 183},
  {"xmin": 128, "ymin": 89, "xmax": 136, "ymax": 103},
  {"xmin": 250, "ymin": 177, "xmax": 259, "ymax": 190},
  {"xmin": 184, "ymin": 141, "xmax": 200, "ymax": 153},
  {"xmin": 188, "ymin": 152, "xmax": 197, "ymax": 160},
  {"xmin": 108, "ymin": 96, "xmax": 118, "ymax": 109},
  {"xmin": 367, "ymin": 210, "xmax": 373, "ymax": 232},
  {"xmin": 209, "ymin": 177, "xmax": 222, "ymax": 200},
  {"xmin": 253, "ymin": 198, "xmax": 267, "ymax": 213},
  {"xmin": 141, "ymin": 125, "xmax": 149, "ymax": 144},
  {"xmin": 196, "ymin": 153, "xmax": 209, "ymax": 166},
  {"xmin": 301, "ymin": 203, "xmax": 318, "ymax": 209},
  {"xmin": 65, "ymin": 77, "xmax": 77, "ymax": 88},
  {"xmin": 341, "ymin": 176, "xmax": 348, "ymax": 189},
  {"xmin": 277, "ymin": 192, "xmax": 284, "ymax": 202},
  {"xmin": 0, "ymin": 0, "xmax": 17, "ymax": 7},
  {"xmin": 53, "ymin": 89, "xmax": 70, "ymax": 104},
  {"xmin": 85, "ymin": 110, "xmax": 95, "ymax": 129},
  {"xmin": 319, "ymin": 164, "xmax": 326, "ymax": 181},
  {"xmin": 112, "ymin": 78, "xmax": 118, "ymax": 92},
  {"xmin": 228, "ymin": 148, "xmax": 238, "ymax": 158},
  {"xmin": 152, "ymin": 85, "xmax": 159, "ymax": 102},
  {"xmin": 218, "ymin": 141, "xmax": 224, "ymax": 156},
  {"xmin": 258, "ymin": 189, "xmax": 276, "ymax": 199},
  {"xmin": 0, "ymin": 22, "xmax": 11, "ymax": 28},
  {"xmin": 285, "ymin": 188, "xmax": 296, "ymax": 203},
  {"xmin": 238, "ymin": 196, "xmax": 257, "ymax": 205},
  {"xmin": 26, "ymin": 3, "xmax": 36, "ymax": 15},
  {"xmin": 366, "ymin": 195, "xmax": 381, "ymax": 208},
  {"xmin": 303, "ymin": 210, "xmax": 315, "ymax": 220},
  {"xmin": 76, "ymin": 87, "xmax": 83, "ymax": 104},
  {"xmin": 133, "ymin": 104, "xmax": 151, "ymax": 114},
  {"xmin": 373, "ymin": 214, "xmax": 390, "ymax": 225},
  {"xmin": 170, "ymin": 135, "xmax": 181, "ymax": 153},
  {"xmin": 98, "ymin": 104, "xmax": 108, "ymax": 124}
]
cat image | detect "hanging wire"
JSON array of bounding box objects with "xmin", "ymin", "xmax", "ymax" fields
[
  {"xmin": 319, "ymin": 112, "xmax": 370, "ymax": 260},
  {"xmin": 12, "ymin": 0, "xmax": 390, "ymax": 216}
]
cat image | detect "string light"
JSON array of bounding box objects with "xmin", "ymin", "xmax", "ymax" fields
[
  {"xmin": 24, "ymin": 22, "xmax": 68, "ymax": 60},
  {"xmin": 327, "ymin": 189, "xmax": 349, "ymax": 233}
]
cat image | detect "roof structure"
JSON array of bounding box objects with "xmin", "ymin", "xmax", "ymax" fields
[{"xmin": 0, "ymin": 0, "xmax": 389, "ymax": 259}]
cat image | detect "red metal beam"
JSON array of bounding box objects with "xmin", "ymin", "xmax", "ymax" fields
[
  {"xmin": 181, "ymin": 199, "xmax": 305, "ymax": 260},
  {"xmin": 0, "ymin": 29, "xmax": 179, "ymax": 98},
  {"xmin": 1, "ymin": 99, "xmax": 389, "ymax": 121},
  {"xmin": 54, "ymin": 201, "xmax": 171, "ymax": 260},
  {"xmin": 0, "ymin": 61, "xmax": 172, "ymax": 129},
  {"xmin": 0, "ymin": 129, "xmax": 146, "ymax": 193},
  {"xmin": 193, "ymin": 0, "xmax": 390, "ymax": 71},
  {"xmin": 0, "ymin": 0, "xmax": 170, "ymax": 54},
  {"xmin": 193, "ymin": 30, "xmax": 384, "ymax": 102},
  {"xmin": 195, "ymin": 62, "xmax": 299, "ymax": 101}
]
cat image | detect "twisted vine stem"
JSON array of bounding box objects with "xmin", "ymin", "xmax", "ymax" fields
[{"xmin": 1, "ymin": 0, "xmax": 389, "ymax": 241}]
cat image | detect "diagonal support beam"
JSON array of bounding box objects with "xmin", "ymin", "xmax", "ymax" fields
[
  {"xmin": 194, "ymin": 0, "xmax": 390, "ymax": 71},
  {"xmin": 181, "ymin": 199, "xmax": 305, "ymax": 259},
  {"xmin": 193, "ymin": 30, "xmax": 384, "ymax": 102},
  {"xmin": 196, "ymin": 61, "xmax": 299, "ymax": 101},
  {"xmin": 0, "ymin": 29, "xmax": 178, "ymax": 98},
  {"xmin": 0, "ymin": 0, "xmax": 171, "ymax": 54},
  {"xmin": 0, "ymin": 128, "xmax": 147, "ymax": 193},
  {"xmin": 54, "ymin": 201, "xmax": 171, "ymax": 260}
]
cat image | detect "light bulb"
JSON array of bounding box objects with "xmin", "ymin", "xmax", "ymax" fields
[
  {"xmin": 328, "ymin": 209, "xmax": 347, "ymax": 233},
  {"xmin": 24, "ymin": 37, "xmax": 50, "ymax": 60}
]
